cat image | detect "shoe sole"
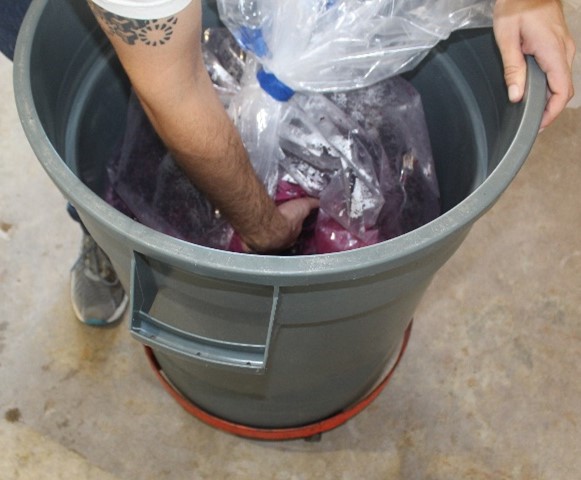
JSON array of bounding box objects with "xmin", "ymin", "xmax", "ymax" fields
[{"xmin": 71, "ymin": 293, "xmax": 129, "ymax": 327}]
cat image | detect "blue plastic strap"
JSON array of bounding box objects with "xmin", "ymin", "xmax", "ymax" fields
[
  {"xmin": 256, "ymin": 68, "xmax": 295, "ymax": 102},
  {"xmin": 237, "ymin": 26, "xmax": 270, "ymax": 58},
  {"xmin": 233, "ymin": 26, "xmax": 294, "ymax": 102}
]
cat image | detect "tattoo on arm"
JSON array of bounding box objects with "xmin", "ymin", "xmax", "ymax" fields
[{"xmin": 88, "ymin": 2, "xmax": 178, "ymax": 46}]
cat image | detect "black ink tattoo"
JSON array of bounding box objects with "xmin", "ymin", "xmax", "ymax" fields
[{"xmin": 88, "ymin": 2, "xmax": 178, "ymax": 46}]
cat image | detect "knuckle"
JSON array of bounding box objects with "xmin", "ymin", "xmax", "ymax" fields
[{"xmin": 503, "ymin": 64, "xmax": 523, "ymax": 80}]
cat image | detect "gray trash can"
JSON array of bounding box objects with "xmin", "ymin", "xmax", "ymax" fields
[{"xmin": 14, "ymin": 0, "xmax": 545, "ymax": 430}]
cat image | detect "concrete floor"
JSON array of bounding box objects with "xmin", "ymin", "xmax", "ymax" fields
[{"xmin": 1, "ymin": 6, "xmax": 580, "ymax": 479}]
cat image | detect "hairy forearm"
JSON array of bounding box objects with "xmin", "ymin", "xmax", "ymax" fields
[{"xmin": 137, "ymin": 66, "xmax": 288, "ymax": 250}]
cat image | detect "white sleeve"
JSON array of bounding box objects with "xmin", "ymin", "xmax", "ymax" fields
[{"xmin": 90, "ymin": 0, "xmax": 192, "ymax": 20}]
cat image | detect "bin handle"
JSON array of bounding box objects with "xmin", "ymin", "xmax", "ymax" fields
[{"xmin": 129, "ymin": 253, "xmax": 278, "ymax": 374}]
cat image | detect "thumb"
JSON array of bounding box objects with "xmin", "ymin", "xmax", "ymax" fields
[
  {"xmin": 494, "ymin": 28, "xmax": 528, "ymax": 103},
  {"xmin": 278, "ymin": 197, "xmax": 320, "ymax": 226}
]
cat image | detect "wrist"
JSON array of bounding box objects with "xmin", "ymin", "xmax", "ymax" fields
[{"xmin": 238, "ymin": 206, "xmax": 291, "ymax": 253}]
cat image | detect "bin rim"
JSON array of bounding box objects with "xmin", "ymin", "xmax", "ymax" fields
[{"xmin": 13, "ymin": 0, "xmax": 546, "ymax": 284}]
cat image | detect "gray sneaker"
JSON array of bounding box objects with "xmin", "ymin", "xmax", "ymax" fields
[{"xmin": 70, "ymin": 233, "xmax": 128, "ymax": 326}]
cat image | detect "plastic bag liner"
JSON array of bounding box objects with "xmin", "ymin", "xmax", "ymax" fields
[
  {"xmin": 105, "ymin": 0, "xmax": 494, "ymax": 253},
  {"xmin": 218, "ymin": 0, "xmax": 494, "ymax": 92}
]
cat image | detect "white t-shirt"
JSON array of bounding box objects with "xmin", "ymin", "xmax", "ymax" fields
[{"xmin": 91, "ymin": 0, "xmax": 192, "ymax": 20}]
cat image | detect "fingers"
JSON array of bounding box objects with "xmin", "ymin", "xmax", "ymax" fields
[
  {"xmin": 494, "ymin": 25, "xmax": 528, "ymax": 103},
  {"xmin": 277, "ymin": 197, "xmax": 320, "ymax": 236},
  {"xmin": 536, "ymin": 37, "xmax": 576, "ymax": 128},
  {"xmin": 279, "ymin": 197, "xmax": 320, "ymax": 220},
  {"xmin": 541, "ymin": 69, "xmax": 575, "ymax": 128},
  {"xmin": 271, "ymin": 197, "xmax": 319, "ymax": 251},
  {"xmin": 240, "ymin": 197, "xmax": 319, "ymax": 254}
]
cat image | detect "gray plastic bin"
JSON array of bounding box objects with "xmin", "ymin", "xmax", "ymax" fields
[{"xmin": 14, "ymin": 0, "xmax": 545, "ymax": 429}]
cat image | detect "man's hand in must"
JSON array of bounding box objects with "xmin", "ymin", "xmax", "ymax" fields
[{"xmin": 240, "ymin": 197, "xmax": 320, "ymax": 254}]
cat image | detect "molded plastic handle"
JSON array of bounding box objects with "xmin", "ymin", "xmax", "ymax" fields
[{"xmin": 129, "ymin": 252, "xmax": 278, "ymax": 374}]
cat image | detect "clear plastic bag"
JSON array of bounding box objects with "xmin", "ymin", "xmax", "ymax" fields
[
  {"xmin": 278, "ymin": 74, "xmax": 440, "ymax": 252},
  {"xmin": 279, "ymin": 92, "xmax": 387, "ymax": 237},
  {"xmin": 217, "ymin": 0, "xmax": 494, "ymax": 91}
]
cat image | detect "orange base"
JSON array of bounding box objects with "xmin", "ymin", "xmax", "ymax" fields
[{"xmin": 144, "ymin": 320, "xmax": 413, "ymax": 441}]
